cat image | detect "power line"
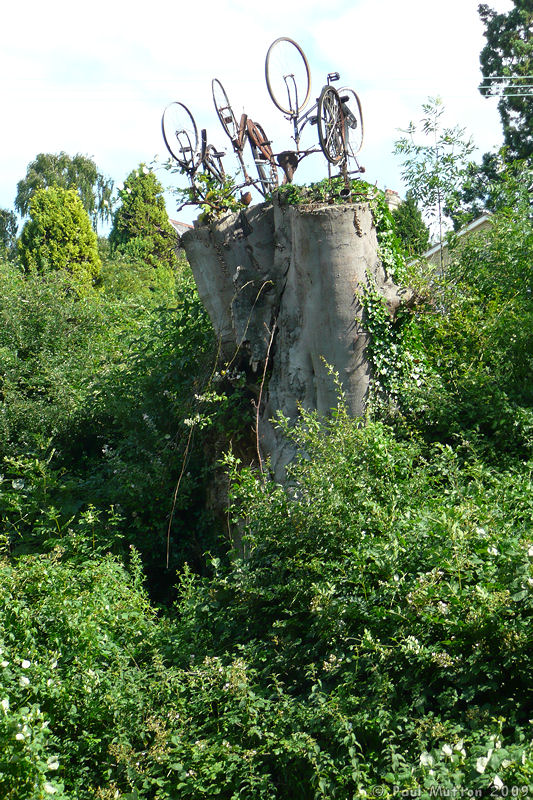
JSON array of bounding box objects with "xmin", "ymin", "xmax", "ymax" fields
[{"xmin": 481, "ymin": 75, "xmax": 533, "ymax": 80}]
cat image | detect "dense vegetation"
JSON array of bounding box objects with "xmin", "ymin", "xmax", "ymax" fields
[
  {"xmin": 1, "ymin": 1, "xmax": 532, "ymax": 789},
  {"xmin": 1, "ymin": 158, "xmax": 531, "ymax": 798}
]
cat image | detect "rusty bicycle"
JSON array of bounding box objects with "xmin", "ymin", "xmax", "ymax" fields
[
  {"xmin": 212, "ymin": 78, "xmax": 279, "ymax": 196},
  {"xmin": 265, "ymin": 36, "xmax": 364, "ymax": 174},
  {"xmin": 161, "ymin": 101, "xmax": 226, "ymax": 183}
]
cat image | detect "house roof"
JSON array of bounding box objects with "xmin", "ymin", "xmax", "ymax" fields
[
  {"xmin": 422, "ymin": 213, "xmax": 492, "ymax": 260},
  {"xmin": 169, "ymin": 219, "xmax": 193, "ymax": 236}
]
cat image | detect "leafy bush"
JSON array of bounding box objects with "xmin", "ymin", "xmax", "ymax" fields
[
  {"xmin": 0, "ymin": 547, "xmax": 158, "ymax": 799},
  {"xmin": 0, "ymin": 255, "xmax": 218, "ymax": 587},
  {"xmin": 396, "ymin": 167, "xmax": 533, "ymax": 462},
  {"xmin": 157, "ymin": 405, "xmax": 533, "ymax": 797},
  {"xmin": 109, "ymin": 165, "xmax": 179, "ymax": 272},
  {"xmin": 17, "ymin": 187, "xmax": 101, "ymax": 290}
]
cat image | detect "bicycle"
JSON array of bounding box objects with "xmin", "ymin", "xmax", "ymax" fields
[
  {"xmin": 162, "ymin": 100, "xmax": 240, "ymax": 214},
  {"xmin": 212, "ymin": 78, "xmax": 279, "ymax": 196},
  {"xmin": 265, "ymin": 37, "xmax": 364, "ymax": 173},
  {"xmin": 161, "ymin": 101, "xmax": 226, "ymax": 182}
]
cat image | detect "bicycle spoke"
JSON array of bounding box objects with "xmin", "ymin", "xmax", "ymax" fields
[
  {"xmin": 339, "ymin": 87, "xmax": 364, "ymax": 155},
  {"xmin": 265, "ymin": 37, "xmax": 311, "ymax": 116},
  {"xmin": 212, "ymin": 79, "xmax": 239, "ymax": 142},
  {"xmin": 161, "ymin": 102, "xmax": 199, "ymax": 170},
  {"xmin": 317, "ymin": 86, "xmax": 345, "ymax": 165}
]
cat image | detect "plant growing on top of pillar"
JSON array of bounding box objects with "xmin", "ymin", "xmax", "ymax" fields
[{"xmin": 394, "ymin": 97, "xmax": 475, "ymax": 268}]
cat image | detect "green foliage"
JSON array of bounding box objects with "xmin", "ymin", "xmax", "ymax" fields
[
  {"xmin": 164, "ymin": 407, "xmax": 533, "ymax": 797},
  {"xmin": 394, "ymin": 97, "xmax": 476, "ymax": 245},
  {"xmin": 109, "ymin": 165, "xmax": 179, "ymax": 272},
  {"xmin": 0, "ymin": 209, "xmax": 18, "ymax": 260},
  {"xmin": 180, "ymin": 170, "xmax": 246, "ymax": 222},
  {"xmin": 2, "ymin": 145, "xmax": 533, "ymax": 798},
  {"xmin": 479, "ymin": 0, "xmax": 533, "ymax": 163},
  {"xmin": 2, "ymin": 406, "xmax": 532, "ymax": 798},
  {"xmin": 391, "ymin": 190, "xmax": 430, "ymax": 256},
  {"xmin": 0, "ymin": 254, "xmax": 218, "ymax": 585},
  {"xmin": 15, "ymin": 152, "xmax": 113, "ymax": 228},
  {"xmin": 17, "ymin": 187, "xmax": 101, "ymax": 291},
  {"xmin": 446, "ymin": 149, "xmax": 504, "ymax": 229},
  {"xmin": 396, "ymin": 163, "xmax": 533, "ymax": 462},
  {"xmin": 276, "ymin": 175, "xmax": 373, "ymax": 206},
  {"xmin": 0, "ymin": 547, "xmax": 157, "ymax": 799}
]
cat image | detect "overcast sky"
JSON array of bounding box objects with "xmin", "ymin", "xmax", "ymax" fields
[{"xmin": 0, "ymin": 0, "xmax": 513, "ymax": 228}]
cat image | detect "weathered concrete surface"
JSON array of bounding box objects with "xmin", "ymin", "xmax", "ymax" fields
[{"xmin": 182, "ymin": 196, "xmax": 407, "ymax": 478}]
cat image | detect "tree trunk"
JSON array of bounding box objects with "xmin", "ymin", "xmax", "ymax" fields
[{"xmin": 182, "ymin": 195, "xmax": 409, "ymax": 479}]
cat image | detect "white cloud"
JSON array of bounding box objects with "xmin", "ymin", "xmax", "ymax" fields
[{"xmin": 0, "ymin": 0, "xmax": 515, "ymax": 225}]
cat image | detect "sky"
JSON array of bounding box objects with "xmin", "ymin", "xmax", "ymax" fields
[{"xmin": 0, "ymin": 0, "xmax": 514, "ymax": 230}]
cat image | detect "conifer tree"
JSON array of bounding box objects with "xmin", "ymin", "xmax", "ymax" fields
[
  {"xmin": 109, "ymin": 165, "xmax": 179, "ymax": 272},
  {"xmin": 18, "ymin": 187, "xmax": 101, "ymax": 290}
]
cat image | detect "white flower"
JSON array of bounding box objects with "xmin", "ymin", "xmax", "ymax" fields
[
  {"xmin": 47, "ymin": 757, "xmax": 59, "ymax": 770},
  {"xmin": 142, "ymin": 166, "xmax": 149, "ymax": 174},
  {"xmin": 19, "ymin": 675, "xmax": 30, "ymax": 687},
  {"xmin": 420, "ymin": 751, "xmax": 433, "ymax": 767},
  {"xmin": 44, "ymin": 783, "xmax": 57, "ymax": 794},
  {"xmin": 454, "ymin": 739, "xmax": 466, "ymax": 757},
  {"xmin": 1, "ymin": 660, "xmax": 8, "ymax": 668},
  {"xmin": 527, "ymin": 545, "xmax": 533, "ymax": 557},
  {"xmin": 21, "ymin": 659, "xmax": 31, "ymax": 669},
  {"xmin": 475, "ymin": 749, "xmax": 493, "ymax": 773},
  {"xmin": 493, "ymin": 775, "xmax": 504, "ymax": 790},
  {"xmin": 15, "ymin": 732, "xmax": 25, "ymax": 740},
  {"xmin": 1, "ymin": 698, "xmax": 9, "ymax": 713},
  {"xmin": 487, "ymin": 546, "xmax": 498, "ymax": 556},
  {"xmin": 441, "ymin": 743, "xmax": 453, "ymax": 757}
]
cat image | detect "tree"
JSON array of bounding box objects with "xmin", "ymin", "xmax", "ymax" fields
[
  {"xmin": 0, "ymin": 208, "xmax": 18, "ymax": 260},
  {"xmin": 394, "ymin": 97, "xmax": 476, "ymax": 263},
  {"xmin": 479, "ymin": 0, "xmax": 533, "ymax": 163},
  {"xmin": 391, "ymin": 191, "xmax": 430, "ymax": 256},
  {"xmin": 18, "ymin": 187, "xmax": 101, "ymax": 289},
  {"xmin": 108, "ymin": 165, "xmax": 179, "ymax": 272},
  {"xmin": 15, "ymin": 152, "xmax": 113, "ymax": 228}
]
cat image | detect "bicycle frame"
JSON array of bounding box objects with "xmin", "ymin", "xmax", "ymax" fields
[{"xmin": 281, "ymin": 72, "xmax": 340, "ymax": 153}]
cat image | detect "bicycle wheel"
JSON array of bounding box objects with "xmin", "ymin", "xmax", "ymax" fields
[
  {"xmin": 247, "ymin": 119, "xmax": 274, "ymax": 161},
  {"xmin": 317, "ymin": 86, "xmax": 345, "ymax": 164},
  {"xmin": 265, "ymin": 37, "xmax": 311, "ymax": 116},
  {"xmin": 247, "ymin": 120, "xmax": 278, "ymax": 195},
  {"xmin": 338, "ymin": 87, "xmax": 364, "ymax": 154},
  {"xmin": 161, "ymin": 102, "xmax": 198, "ymax": 170},
  {"xmin": 212, "ymin": 78, "xmax": 239, "ymax": 142}
]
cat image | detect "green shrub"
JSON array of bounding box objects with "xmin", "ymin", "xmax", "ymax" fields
[
  {"xmin": 0, "ymin": 548, "xmax": 157, "ymax": 799},
  {"xmin": 396, "ymin": 169, "xmax": 533, "ymax": 462},
  {"xmin": 109, "ymin": 165, "xmax": 179, "ymax": 272},
  {"xmin": 17, "ymin": 187, "xmax": 101, "ymax": 291},
  {"xmin": 158, "ymin": 406, "xmax": 533, "ymax": 796}
]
